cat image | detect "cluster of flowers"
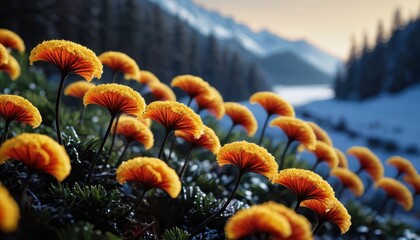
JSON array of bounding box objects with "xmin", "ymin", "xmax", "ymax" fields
[{"xmin": 0, "ymin": 28, "xmax": 418, "ymax": 239}]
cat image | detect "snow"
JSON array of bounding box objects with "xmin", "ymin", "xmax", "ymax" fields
[{"xmin": 273, "ymin": 84, "xmax": 334, "ymax": 106}]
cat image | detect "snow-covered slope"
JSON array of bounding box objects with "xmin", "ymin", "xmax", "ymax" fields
[{"xmin": 147, "ymin": 0, "xmax": 341, "ymax": 75}]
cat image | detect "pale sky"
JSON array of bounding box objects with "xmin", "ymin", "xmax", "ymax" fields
[{"xmin": 194, "ymin": 0, "xmax": 419, "ymax": 59}]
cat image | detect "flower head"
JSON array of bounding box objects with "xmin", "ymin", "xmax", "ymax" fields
[
  {"xmin": 224, "ymin": 102, "xmax": 257, "ymax": 136},
  {"xmin": 0, "ymin": 44, "xmax": 8, "ymax": 65},
  {"xmin": 175, "ymin": 125, "xmax": 220, "ymax": 154},
  {"xmin": 195, "ymin": 86, "xmax": 225, "ymax": 119},
  {"xmin": 403, "ymin": 174, "xmax": 420, "ymax": 195},
  {"xmin": 171, "ymin": 74, "xmax": 212, "ymax": 99},
  {"xmin": 225, "ymin": 203, "xmax": 292, "ymax": 240},
  {"xmin": 301, "ymin": 198, "xmax": 351, "ymax": 234},
  {"xmin": 137, "ymin": 70, "xmax": 160, "ymax": 85},
  {"xmin": 29, "ymin": 40, "xmax": 102, "ymax": 81},
  {"xmin": 147, "ymin": 82, "xmax": 176, "ymax": 101},
  {"xmin": 347, "ymin": 146, "xmax": 384, "ymax": 182},
  {"xmin": 116, "ymin": 157, "xmax": 181, "ymax": 198},
  {"xmin": 330, "ymin": 168, "xmax": 364, "ymax": 196},
  {"xmin": 0, "ymin": 29, "xmax": 25, "ymax": 53},
  {"xmin": 249, "ymin": 91, "xmax": 295, "ymax": 117},
  {"xmin": 144, "ymin": 101, "xmax": 204, "ymax": 138},
  {"xmin": 64, "ymin": 81, "xmax": 96, "ymax": 99},
  {"xmin": 0, "ymin": 54, "xmax": 20, "ymax": 80},
  {"xmin": 0, "ymin": 133, "xmax": 71, "ymax": 181},
  {"xmin": 272, "ymin": 168, "xmax": 335, "ymax": 204},
  {"xmin": 98, "ymin": 51, "xmax": 140, "ymax": 80},
  {"xmin": 113, "ymin": 115, "xmax": 154, "ymax": 150},
  {"xmin": 0, "ymin": 185, "xmax": 19, "ymax": 233},
  {"xmin": 270, "ymin": 117, "xmax": 316, "ymax": 150},
  {"xmin": 386, "ymin": 156, "xmax": 417, "ymax": 177},
  {"xmin": 375, "ymin": 177, "xmax": 413, "ymax": 211},
  {"xmin": 306, "ymin": 141, "xmax": 339, "ymax": 169},
  {"xmin": 307, "ymin": 121, "xmax": 333, "ymax": 146},
  {"xmin": 84, "ymin": 84, "xmax": 146, "ymax": 117},
  {"xmin": 335, "ymin": 148, "xmax": 348, "ymax": 168},
  {"xmin": 0, "ymin": 95, "xmax": 42, "ymax": 128},
  {"xmin": 217, "ymin": 141, "xmax": 278, "ymax": 179}
]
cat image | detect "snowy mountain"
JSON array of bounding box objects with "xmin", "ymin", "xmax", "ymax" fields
[{"xmin": 147, "ymin": 0, "xmax": 341, "ymax": 76}]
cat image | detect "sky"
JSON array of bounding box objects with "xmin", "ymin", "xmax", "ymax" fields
[{"xmin": 194, "ymin": 0, "xmax": 419, "ymax": 59}]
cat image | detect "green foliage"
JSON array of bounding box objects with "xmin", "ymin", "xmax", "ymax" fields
[
  {"xmin": 55, "ymin": 221, "xmax": 121, "ymax": 240},
  {"xmin": 162, "ymin": 227, "xmax": 190, "ymax": 240}
]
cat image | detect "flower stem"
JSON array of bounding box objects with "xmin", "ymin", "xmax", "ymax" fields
[
  {"xmin": 294, "ymin": 199, "xmax": 301, "ymax": 212},
  {"xmin": 311, "ymin": 160, "xmax": 320, "ymax": 171},
  {"xmin": 179, "ymin": 145, "xmax": 194, "ymax": 179},
  {"xmin": 111, "ymin": 71, "xmax": 118, "ymax": 83},
  {"xmin": 258, "ymin": 113, "xmax": 271, "ymax": 145},
  {"xmin": 107, "ymin": 114, "xmax": 121, "ymax": 157},
  {"xmin": 55, "ymin": 73, "xmax": 68, "ymax": 145},
  {"xmin": 85, "ymin": 114, "xmax": 116, "ymax": 185},
  {"xmin": 158, "ymin": 130, "xmax": 171, "ymax": 160},
  {"xmin": 221, "ymin": 123, "xmax": 235, "ymax": 143},
  {"xmin": 279, "ymin": 140, "xmax": 292, "ymax": 170},
  {"xmin": 0, "ymin": 120, "xmax": 11, "ymax": 144},
  {"xmin": 187, "ymin": 171, "xmax": 244, "ymax": 240},
  {"xmin": 20, "ymin": 171, "xmax": 34, "ymax": 209},
  {"xmin": 115, "ymin": 141, "xmax": 131, "ymax": 167},
  {"xmin": 312, "ymin": 221, "xmax": 325, "ymax": 235},
  {"xmin": 78, "ymin": 106, "xmax": 85, "ymax": 129},
  {"xmin": 122, "ymin": 188, "xmax": 148, "ymax": 218},
  {"xmin": 187, "ymin": 96, "xmax": 193, "ymax": 107}
]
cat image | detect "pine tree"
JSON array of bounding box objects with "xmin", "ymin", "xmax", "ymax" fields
[
  {"xmin": 172, "ymin": 16, "xmax": 190, "ymax": 75},
  {"xmin": 189, "ymin": 30, "xmax": 202, "ymax": 76}
]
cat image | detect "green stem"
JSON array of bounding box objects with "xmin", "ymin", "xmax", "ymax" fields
[
  {"xmin": 158, "ymin": 130, "xmax": 171, "ymax": 160},
  {"xmin": 85, "ymin": 114, "xmax": 116, "ymax": 184},
  {"xmin": 294, "ymin": 199, "xmax": 301, "ymax": 212},
  {"xmin": 20, "ymin": 171, "xmax": 34, "ymax": 209},
  {"xmin": 258, "ymin": 113, "xmax": 271, "ymax": 145},
  {"xmin": 111, "ymin": 71, "xmax": 118, "ymax": 83},
  {"xmin": 122, "ymin": 188, "xmax": 148, "ymax": 217},
  {"xmin": 187, "ymin": 171, "xmax": 244, "ymax": 240},
  {"xmin": 107, "ymin": 114, "xmax": 121, "ymax": 157},
  {"xmin": 0, "ymin": 120, "xmax": 11, "ymax": 144},
  {"xmin": 55, "ymin": 73, "xmax": 68, "ymax": 145},
  {"xmin": 115, "ymin": 141, "xmax": 131, "ymax": 167},
  {"xmin": 312, "ymin": 221, "xmax": 325, "ymax": 235},
  {"xmin": 78, "ymin": 106, "xmax": 85, "ymax": 129},
  {"xmin": 179, "ymin": 145, "xmax": 194, "ymax": 179},
  {"xmin": 187, "ymin": 95, "xmax": 193, "ymax": 107},
  {"xmin": 221, "ymin": 123, "xmax": 235, "ymax": 143},
  {"xmin": 279, "ymin": 140, "xmax": 292, "ymax": 170}
]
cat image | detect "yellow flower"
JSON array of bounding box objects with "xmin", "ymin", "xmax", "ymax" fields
[
  {"xmin": 0, "ymin": 54, "xmax": 20, "ymax": 80},
  {"xmin": 217, "ymin": 141, "xmax": 278, "ymax": 179},
  {"xmin": 116, "ymin": 157, "xmax": 181, "ymax": 198},
  {"xmin": 171, "ymin": 74, "xmax": 212, "ymax": 100},
  {"xmin": 0, "ymin": 43, "xmax": 8, "ymax": 65},
  {"xmin": 113, "ymin": 115, "xmax": 154, "ymax": 150},
  {"xmin": 347, "ymin": 146, "xmax": 384, "ymax": 182},
  {"xmin": 64, "ymin": 81, "xmax": 96, "ymax": 99},
  {"xmin": 335, "ymin": 148, "xmax": 348, "ymax": 168},
  {"xmin": 306, "ymin": 141, "xmax": 339, "ymax": 169},
  {"xmin": 0, "ymin": 184, "xmax": 19, "ymax": 233},
  {"xmin": 307, "ymin": 121, "xmax": 333, "ymax": 146},
  {"xmin": 403, "ymin": 174, "xmax": 420, "ymax": 195},
  {"xmin": 272, "ymin": 168, "xmax": 335, "ymax": 205},
  {"xmin": 0, "ymin": 133, "xmax": 71, "ymax": 181},
  {"xmin": 175, "ymin": 125, "xmax": 220, "ymax": 154},
  {"xmin": 137, "ymin": 70, "xmax": 160, "ymax": 85},
  {"xmin": 330, "ymin": 168, "xmax": 364, "ymax": 196},
  {"xmin": 301, "ymin": 198, "xmax": 351, "ymax": 234},
  {"xmin": 98, "ymin": 51, "xmax": 140, "ymax": 80},
  {"xmin": 195, "ymin": 86, "xmax": 225, "ymax": 119},
  {"xmin": 225, "ymin": 204, "xmax": 292, "ymax": 240},
  {"xmin": 386, "ymin": 156, "xmax": 417, "ymax": 178},
  {"xmin": 84, "ymin": 84, "xmax": 146, "ymax": 117},
  {"xmin": 147, "ymin": 82, "xmax": 176, "ymax": 101},
  {"xmin": 29, "ymin": 40, "xmax": 102, "ymax": 81},
  {"xmin": 144, "ymin": 101, "xmax": 204, "ymax": 139},
  {"xmin": 375, "ymin": 177, "xmax": 413, "ymax": 211},
  {"xmin": 249, "ymin": 91, "xmax": 295, "ymax": 117},
  {"xmin": 0, "ymin": 95, "xmax": 42, "ymax": 128},
  {"xmin": 270, "ymin": 116, "xmax": 316, "ymax": 150},
  {"xmin": 0, "ymin": 29, "xmax": 25, "ymax": 53},
  {"xmin": 224, "ymin": 102, "xmax": 257, "ymax": 136}
]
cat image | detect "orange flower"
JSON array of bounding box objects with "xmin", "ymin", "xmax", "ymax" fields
[
  {"xmin": 301, "ymin": 198, "xmax": 351, "ymax": 234},
  {"xmin": 403, "ymin": 174, "xmax": 420, "ymax": 195},
  {"xmin": 0, "ymin": 43, "xmax": 8, "ymax": 65},
  {"xmin": 147, "ymin": 82, "xmax": 176, "ymax": 101},
  {"xmin": 64, "ymin": 81, "xmax": 96, "ymax": 99},
  {"xmin": 307, "ymin": 122, "xmax": 333, "ymax": 146},
  {"xmin": 346, "ymin": 146, "xmax": 384, "ymax": 182},
  {"xmin": 175, "ymin": 125, "xmax": 220, "ymax": 154},
  {"xmin": 386, "ymin": 156, "xmax": 417, "ymax": 178},
  {"xmin": 224, "ymin": 102, "xmax": 257, "ymax": 136},
  {"xmin": 270, "ymin": 116, "xmax": 316, "ymax": 150},
  {"xmin": 29, "ymin": 40, "xmax": 102, "ymax": 81},
  {"xmin": 217, "ymin": 141, "xmax": 278, "ymax": 179},
  {"xmin": 0, "ymin": 133, "xmax": 71, "ymax": 181},
  {"xmin": 137, "ymin": 70, "xmax": 160, "ymax": 85},
  {"xmin": 0, "ymin": 29, "xmax": 25, "ymax": 53},
  {"xmin": 98, "ymin": 51, "xmax": 140, "ymax": 80},
  {"xmin": 249, "ymin": 91, "xmax": 295, "ymax": 117},
  {"xmin": 195, "ymin": 86, "xmax": 225, "ymax": 119},
  {"xmin": 116, "ymin": 157, "xmax": 181, "ymax": 198},
  {"xmin": 330, "ymin": 168, "xmax": 364, "ymax": 196},
  {"xmin": 0, "ymin": 95, "xmax": 42, "ymax": 128},
  {"xmin": 113, "ymin": 115, "xmax": 154, "ymax": 150},
  {"xmin": 306, "ymin": 141, "xmax": 339, "ymax": 169},
  {"xmin": 335, "ymin": 148, "xmax": 348, "ymax": 168},
  {"xmin": 263, "ymin": 202, "xmax": 313, "ymax": 240},
  {"xmin": 0, "ymin": 184, "xmax": 19, "ymax": 233},
  {"xmin": 0, "ymin": 54, "xmax": 20, "ymax": 80},
  {"xmin": 375, "ymin": 177, "xmax": 413, "ymax": 211},
  {"xmin": 84, "ymin": 84, "xmax": 146, "ymax": 117},
  {"xmin": 171, "ymin": 74, "xmax": 212, "ymax": 100},
  {"xmin": 225, "ymin": 203, "xmax": 292, "ymax": 240},
  {"xmin": 272, "ymin": 168, "xmax": 335, "ymax": 206},
  {"xmin": 144, "ymin": 101, "xmax": 204, "ymax": 138}
]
